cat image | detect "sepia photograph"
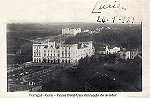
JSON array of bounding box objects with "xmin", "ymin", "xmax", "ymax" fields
[
  {"xmin": 0, "ymin": 0, "xmax": 148, "ymax": 97},
  {"xmin": 7, "ymin": 22, "xmax": 142, "ymax": 92}
]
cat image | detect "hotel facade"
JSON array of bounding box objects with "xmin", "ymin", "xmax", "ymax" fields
[{"xmin": 32, "ymin": 28, "xmax": 95, "ymax": 64}]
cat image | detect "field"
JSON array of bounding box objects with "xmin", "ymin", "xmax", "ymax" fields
[{"xmin": 41, "ymin": 59, "xmax": 142, "ymax": 92}]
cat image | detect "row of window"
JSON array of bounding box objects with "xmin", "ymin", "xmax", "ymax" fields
[
  {"xmin": 34, "ymin": 52, "xmax": 41, "ymax": 56},
  {"xmin": 34, "ymin": 50, "xmax": 92, "ymax": 57},
  {"xmin": 34, "ymin": 58, "xmax": 71, "ymax": 63},
  {"xmin": 33, "ymin": 46, "xmax": 41, "ymax": 50},
  {"xmin": 43, "ymin": 53, "xmax": 71, "ymax": 57},
  {"xmin": 34, "ymin": 58, "xmax": 41, "ymax": 62}
]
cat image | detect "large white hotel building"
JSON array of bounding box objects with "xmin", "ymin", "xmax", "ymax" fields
[{"xmin": 32, "ymin": 28, "xmax": 95, "ymax": 64}]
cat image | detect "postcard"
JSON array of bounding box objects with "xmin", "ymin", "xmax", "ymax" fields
[{"xmin": 0, "ymin": 0, "xmax": 149, "ymax": 98}]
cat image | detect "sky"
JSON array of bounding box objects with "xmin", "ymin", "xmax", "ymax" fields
[{"xmin": 0, "ymin": 0, "xmax": 143, "ymax": 23}]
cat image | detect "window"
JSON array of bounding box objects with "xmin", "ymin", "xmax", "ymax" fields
[
  {"xmin": 68, "ymin": 60, "xmax": 70, "ymax": 63},
  {"xmin": 65, "ymin": 60, "xmax": 67, "ymax": 63},
  {"xmin": 34, "ymin": 58, "xmax": 36, "ymax": 62},
  {"xmin": 39, "ymin": 59, "xmax": 41, "ymax": 62},
  {"xmin": 34, "ymin": 52, "xmax": 36, "ymax": 56},
  {"xmin": 37, "ymin": 58, "xmax": 39, "ymax": 62},
  {"xmin": 44, "ymin": 53, "xmax": 46, "ymax": 56},
  {"xmin": 68, "ymin": 54, "xmax": 70, "ymax": 57}
]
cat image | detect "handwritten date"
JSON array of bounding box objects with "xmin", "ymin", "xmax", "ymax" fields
[{"xmin": 97, "ymin": 16, "xmax": 134, "ymax": 24}]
